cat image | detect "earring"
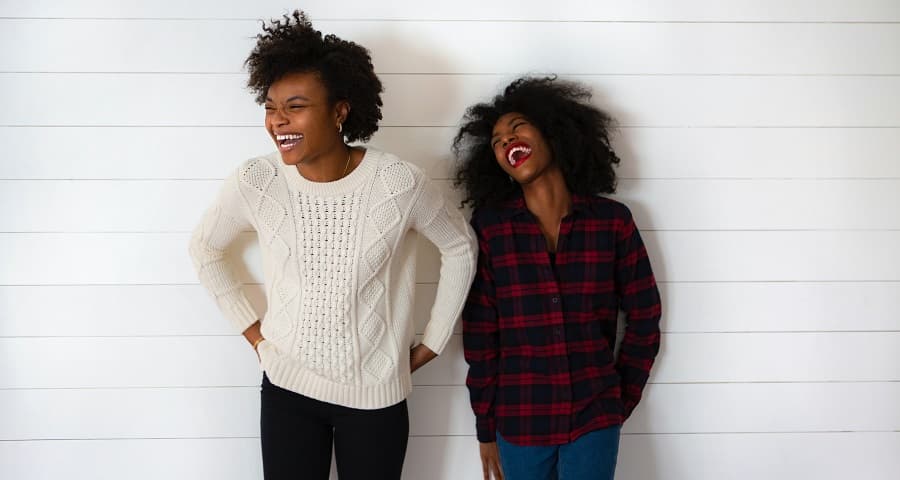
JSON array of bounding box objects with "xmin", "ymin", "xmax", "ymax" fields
[
  {"xmin": 508, "ymin": 175, "xmax": 515, "ymax": 183},
  {"xmin": 337, "ymin": 123, "xmax": 343, "ymax": 133}
]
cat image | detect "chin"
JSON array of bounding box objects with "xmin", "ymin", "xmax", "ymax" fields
[
  {"xmin": 277, "ymin": 150, "xmax": 303, "ymax": 166},
  {"xmin": 512, "ymin": 168, "xmax": 540, "ymax": 185}
]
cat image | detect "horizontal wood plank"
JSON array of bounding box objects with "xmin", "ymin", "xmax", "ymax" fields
[
  {"xmin": 5, "ymin": 127, "xmax": 900, "ymax": 181},
  {"xmin": 4, "ymin": 178, "xmax": 899, "ymax": 232},
  {"xmin": 1, "ymin": 433, "xmax": 898, "ymax": 480},
  {"xmin": 2, "ymin": 333, "xmax": 898, "ymax": 389},
  {"xmin": 2, "ymin": 0, "xmax": 898, "ymax": 21},
  {"xmin": 3, "ymin": 382, "xmax": 897, "ymax": 439},
  {"xmin": 3, "ymin": 282, "xmax": 898, "ymax": 337},
  {"xmin": 4, "ymin": 74, "xmax": 900, "ymax": 127},
  {"xmin": 4, "ymin": 20, "xmax": 899, "ymax": 74},
  {"xmin": 3, "ymin": 231, "xmax": 899, "ymax": 285}
]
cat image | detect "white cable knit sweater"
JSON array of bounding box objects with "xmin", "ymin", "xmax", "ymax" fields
[{"xmin": 189, "ymin": 149, "xmax": 477, "ymax": 409}]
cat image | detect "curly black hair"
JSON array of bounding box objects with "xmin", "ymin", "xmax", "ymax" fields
[
  {"xmin": 245, "ymin": 10, "xmax": 383, "ymax": 143},
  {"xmin": 453, "ymin": 76, "xmax": 620, "ymax": 209}
]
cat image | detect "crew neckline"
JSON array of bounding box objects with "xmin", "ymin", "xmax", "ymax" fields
[{"xmin": 278, "ymin": 148, "xmax": 378, "ymax": 196}]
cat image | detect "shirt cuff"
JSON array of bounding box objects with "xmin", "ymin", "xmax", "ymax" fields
[{"xmin": 476, "ymin": 415, "xmax": 497, "ymax": 443}]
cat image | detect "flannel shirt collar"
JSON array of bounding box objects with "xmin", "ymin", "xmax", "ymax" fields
[{"xmin": 497, "ymin": 192, "xmax": 593, "ymax": 220}]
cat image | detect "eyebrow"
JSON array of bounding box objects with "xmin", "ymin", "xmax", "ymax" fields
[
  {"xmin": 491, "ymin": 115, "xmax": 527, "ymax": 139},
  {"xmin": 264, "ymin": 95, "xmax": 311, "ymax": 103}
]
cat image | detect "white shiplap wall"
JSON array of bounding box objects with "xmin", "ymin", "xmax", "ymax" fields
[{"xmin": 1, "ymin": 1, "xmax": 899, "ymax": 478}]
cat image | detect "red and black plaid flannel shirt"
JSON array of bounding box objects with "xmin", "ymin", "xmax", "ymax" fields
[{"xmin": 463, "ymin": 193, "xmax": 661, "ymax": 445}]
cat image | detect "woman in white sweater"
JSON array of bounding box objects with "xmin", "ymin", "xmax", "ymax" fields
[{"xmin": 189, "ymin": 11, "xmax": 477, "ymax": 480}]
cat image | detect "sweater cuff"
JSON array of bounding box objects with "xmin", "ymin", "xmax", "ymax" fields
[
  {"xmin": 476, "ymin": 415, "xmax": 497, "ymax": 443},
  {"xmin": 226, "ymin": 294, "xmax": 259, "ymax": 333},
  {"xmin": 421, "ymin": 314, "xmax": 458, "ymax": 355}
]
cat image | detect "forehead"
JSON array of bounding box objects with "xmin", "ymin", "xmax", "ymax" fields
[
  {"xmin": 492, "ymin": 112, "xmax": 526, "ymax": 135},
  {"xmin": 266, "ymin": 71, "xmax": 328, "ymax": 101}
]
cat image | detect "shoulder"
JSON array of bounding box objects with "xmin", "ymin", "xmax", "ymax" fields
[
  {"xmin": 231, "ymin": 152, "xmax": 283, "ymax": 191},
  {"xmin": 469, "ymin": 205, "xmax": 509, "ymax": 236},
  {"xmin": 368, "ymin": 149, "xmax": 427, "ymax": 181},
  {"xmin": 579, "ymin": 195, "xmax": 634, "ymax": 221},
  {"xmin": 366, "ymin": 148, "xmax": 429, "ymax": 197}
]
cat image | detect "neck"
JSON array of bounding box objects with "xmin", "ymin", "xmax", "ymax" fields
[
  {"xmin": 296, "ymin": 143, "xmax": 353, "ymax": 183},
  {"xmin": 521, "ymin": 167, "xmax": 572, "ymax": 221}
]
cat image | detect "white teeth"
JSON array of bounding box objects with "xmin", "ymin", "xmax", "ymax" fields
[
  {"xmin": 507, "ymin": 145, "xmax": 532, "ymax": 165},
  {"xmin": 275, "ymin": 134, "xmax": 303, "ymax": 141}
]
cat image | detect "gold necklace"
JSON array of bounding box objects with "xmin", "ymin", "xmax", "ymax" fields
[{"xmin": 341, "ymin": 148, "xmax": 353, "ymax": 179}]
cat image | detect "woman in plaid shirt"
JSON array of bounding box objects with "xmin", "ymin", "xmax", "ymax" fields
[{"xmin": 453, "ymin": 77, "xmax": 662, "ymax": 480}]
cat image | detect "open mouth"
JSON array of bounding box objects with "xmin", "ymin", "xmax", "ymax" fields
[
  {"xmin": 275, "ymin": 133, "xmax": 303, "ymax": 152},
  {"xmin": 505, "ymin": 142, "xmax": 532, "ymax": 168}
]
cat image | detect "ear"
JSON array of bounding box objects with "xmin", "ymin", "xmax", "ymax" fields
[{"xmin": 334, "ymin": 100, "xmax": 351, "ymax": 126}]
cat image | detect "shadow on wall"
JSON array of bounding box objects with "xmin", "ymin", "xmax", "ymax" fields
[
  {"xmin": 357, "ymin": 28, "xmax": 464, "ymax": 480},
  {"xmin": 604, "ymin": 90, "xmax": 663, "ymax": 479}
]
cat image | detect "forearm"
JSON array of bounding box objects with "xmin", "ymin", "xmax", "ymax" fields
[
  {"xmin": 242, "ymin": 320, "xmax": 264, "ymax": 346},
  {"xmin": 418, "ymin": 209, "xmax": 478, "ymax": 353},
  {"xmin": 189, "ymin": 173, "xmax": 260, "ymax": 333},
  {"xmin": 613, "ymin": 206, "xmax": 661, "ymax": 416},
  {"xmin": 410, "ymin": 344, "xmax": 437, "ymax": 372},
  {"xmin": 616, "ymin": 308, "xmax": 661, "ymax": 415},
  {"xmin": 465, "ymin": 330, "xmax": 500, "ymax": 442}
]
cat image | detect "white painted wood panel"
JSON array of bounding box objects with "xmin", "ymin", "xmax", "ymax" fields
[
  {"xmin": 5, "ymin": 20, "xmax": 900, "ymax": 75},
  {"xmin": 1, "ymin": 387, "xmax": 261, "ymax": 440},
  {"xmin": 616, "ymin": 432, "xmax": 900, "ymax": 480},
  {"xmin": 0, "ymin": 439, "xmax": 264, "ymax": 480},
  {"xmin": 5, "ymin": 127, "xmax": 900, "ymax": 181},
  {"xmin": 3, "ymin": 282, "xmax": 898, "ymax": 338},
  {"xmin": 2, "ymin": 0, "xmax": 898, "ymax": 22},
  {"xmin": 628, "ymin": 382, "xmax": 900, "ymax": 434},
  {"xmin": 614, "ymin": 179, "xmax": 900, "ymax": 230},
  {"xmin": 4, "ymin": 74, "xmax": 900, "ymax": 127},
  {"xmin": 3, "ymin": 383, "xmax": 897, "ymax": 440},
  {"xmin": 2, "ymin": 333, "xmax": 899, "ymax": 389},
  {"xmin": 0, "ymin": 284, "xmax": 266, "ymax": 336},
  {"xmin": 4, "ymin": 178, "xmax": 899, "ymax": 232},
  {"xmin": 2, "ymin": 434, "xmax": 898, "ymax": 480},
  {"xmin": 0, "ymin": 126, "xmax": 273, "ymax": 179},
  {"xmin": 0, "ymin": 179, "xmax": 463, "ymax": 232},
  {"xmin": 0, "ymin": 284, "xmax": 450, "ymax": 337},
  {"xmin": 3, "ymin": 231, "xmax": 899, "ymax": 285},
  {"xmin": 657, "ymin": 282, "xmax": 900, "ymax": 333},
  {"xmin": 0, "ymin": 126, "xmax": 454, "ymax": 180},
  {"xmin": 0, "ymin": 235, "xmax": 447, "ymax": 286},
  {"xmin": 641, "ymin": 231, "xmax": 900, "ymax": 282},
  {"xmin": 0, "ymin": 231, "xmax": 447, "ymax": 285},
  {"xmin": 616, "ymin": 127, "xmax": 900, "ymax": 180},
  {"xmin": 649, "ymin": 332, "xmax": 900, "ymax": 383},
  {"xmin": 2, "ymin": 1, "xmax": 898, "ymax": 478},
  {"xmin": 0, "ymin": 179, "xmax": 221, "ymax": 232},
  {"xmin": 0, "ymin": 336, "xmax": 264, "ymax": 389}
]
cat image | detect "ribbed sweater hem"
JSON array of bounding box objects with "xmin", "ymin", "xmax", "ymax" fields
[{"xmin": 258, "ymin": 340, "xmax": 413, "ymax": 410}]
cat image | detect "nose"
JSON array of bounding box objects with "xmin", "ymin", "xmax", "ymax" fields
[
  {"xmin": 271, "ymin": 106, "xmax": 289, "ymax": 126},
  {"xmin": 500, "ymin": 132, "xmax": 517, "ymax": 149}
]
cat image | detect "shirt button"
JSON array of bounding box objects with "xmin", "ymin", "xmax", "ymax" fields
[{"xmin": 551, "ymin": 296, "xmax": 559, "ymax": 304}]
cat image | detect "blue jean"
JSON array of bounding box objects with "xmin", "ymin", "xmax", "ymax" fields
[{"xmin": 496, "ymin": 425, "xmax": 622, "ymax": 480}]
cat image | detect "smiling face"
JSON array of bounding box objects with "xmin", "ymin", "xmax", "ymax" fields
[
  {"xmin": 490, "ymin": 112, "xmax": 555, "ymax": 185},
  {"xmin": 264, "ymin": 71, "xmax": 348, "ymax": 166}
]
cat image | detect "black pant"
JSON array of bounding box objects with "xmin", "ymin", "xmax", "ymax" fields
[{"xmin": 260, "ymin": 375, "xmax": 409, "ymax": 480}]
